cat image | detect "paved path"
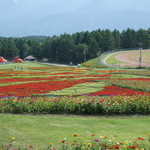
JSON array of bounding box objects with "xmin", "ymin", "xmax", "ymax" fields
[
  {"xmin": 42, "ymin": 62, "xmax": 78, "ymax": 68},
  {"xmin": 42, "ymin": 63, "xmax": 69, "ymax": 67},
  {"xmin": 101, "ymin": 52, "xmax": 121, "ymax": 67}
]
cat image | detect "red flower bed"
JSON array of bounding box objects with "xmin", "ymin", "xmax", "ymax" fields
[
  {"xmin": 0, "ymin": 79, "xmax": 92, "ymax": 97},
  {"xmin": 0, "ymin": 77, "xmax": 57, "ymax": 83},
  {"xmin": 85, "ymin": 86, "xmax": 149, "ymax": 96}
]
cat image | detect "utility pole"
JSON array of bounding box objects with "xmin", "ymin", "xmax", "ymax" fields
[
  {"xmin": 139, "ymin": 43, "xmax": 142, "ymax": 68},
  {"xmin": 84, "ymin": 50, "xmax": 86, "ymax": 62},
  {"xmin": 56, "ymin": 50, "xmax": 58, "ymax": 62},
  {"xmin": 97, "ymin": 51, "xmax": 101, "ymax": 64}
]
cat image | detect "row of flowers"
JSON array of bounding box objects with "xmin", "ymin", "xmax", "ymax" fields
[
  {"xmin": 0, "ymin": 95, "xmax": 149, "ymax": 114},
  {"xmin": 1, "ymin": 134, "xmax": 150, "ymax": 150}
]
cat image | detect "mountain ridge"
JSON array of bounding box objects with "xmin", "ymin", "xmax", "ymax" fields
[{"xmin": 0, "ymin": 0, "xmax": 150, "ymax": 37}]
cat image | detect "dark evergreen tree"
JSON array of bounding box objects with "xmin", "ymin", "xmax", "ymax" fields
[
  {"xmin": 27, "ymin": 40, "xmax": 41, "ymax": 60},
  {"xmin": 91, "ymin": 30, "xmax": 103, "ymax": 51},
  {"xmin": 15, "ymin": 39, "xmax": 29, "ymax": 58},
  {"xmin": 73, "ymin": 32, "xmax": 84, "ymax": 45},
  {"xmin": 102, "ymin": 29, "xmax": 114, "ymax": 51},
  {"xmin": 121, "ymin": 28, "xmax": 136, "ymax": 49},
  {"xmin": 112, "ymin": 29, "xmax": 121, "ymax": 49},
  {"xmin": 136, "ymin": 29, "xmax": 150, "ymax": 48},
  {"xmin": 42, "ymin": 38, "xmax": 53, "ymax": 61},
  {"xmin": 58, "ymin": 34, "xmax": 75, "ymax": 63},
  {"xmin": 87, "ymin": 38, "xmax": 99, "ymax": 59},
  {"xmin": 2, "ymin": 38, "xmax": 19, "ymax": 60},
  {"xmin": 74, "ymin": 43, "xmax": 88, "ymax": 63}
]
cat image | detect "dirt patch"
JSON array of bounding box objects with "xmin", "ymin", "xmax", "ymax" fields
[{"xmin": 115, "ymin": 50, "xmax": 150, "ymax": 67}]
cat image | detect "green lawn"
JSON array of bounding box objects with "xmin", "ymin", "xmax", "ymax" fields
[
  {"xmin": 0, "ymin": 61, "xmax": 46, "ymax": 71},
  {"xmin": 0, "ymin": 114, "xmax": 149, "ymax": 149}
]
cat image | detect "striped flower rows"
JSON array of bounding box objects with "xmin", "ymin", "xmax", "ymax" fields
[{"xmin": 0, "ymin": 63, "xmax": 150, "ymax": 97}]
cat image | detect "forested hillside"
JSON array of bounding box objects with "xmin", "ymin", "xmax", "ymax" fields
[{"xmin": 0, "ymin": 28, "xmax": 150, "ymax": 64}]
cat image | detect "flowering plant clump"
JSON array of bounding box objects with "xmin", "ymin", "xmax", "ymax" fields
[
  {"xmin": 0, "ymin": 95, "xmax": 149, "ymax": 114},
  {"xmin": 1, "ymin": 134, "xmax": 150, "ymax": 150}
]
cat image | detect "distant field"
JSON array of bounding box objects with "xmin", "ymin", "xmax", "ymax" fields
[{"xmin": 102, "ymin": 49, "xmax": 150, "ymax": 68}]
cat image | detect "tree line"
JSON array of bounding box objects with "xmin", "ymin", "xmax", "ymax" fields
[{"xmin": 0, "ymin": 28, "xmax": 150, "ymax": 64}]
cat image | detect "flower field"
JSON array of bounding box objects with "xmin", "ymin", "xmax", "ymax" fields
[
  {"xmin": 0, "ymin": 62, "xmax": 150, "ymax": 149},
  {"xmin": 1, "ymin": 134, "xmax": 150, "ymax": 150},
  {"xmin": 0, "ymin": 62, "xmax": 150, "ymax": 114}
]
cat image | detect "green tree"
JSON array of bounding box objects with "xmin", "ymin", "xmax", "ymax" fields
[
  {"xmin": 15, "ymin": 39, "xmax": 29, "ymax": 58},
  {"xmin": 102, "ymin": 29, "xmax": 114, "ymax": 51},
  {"xmin": 121, "ymin": 28, "xmax": 136, "ymax": 49},
  {"xmin": 58, "ymin": 34, "xmax": 75, "ymax": 63},
  {"xmin": 87, "ymin": 38, "xmax": 99, "ymax": 59},
  {"xmin": 136, "ymin": 29, "xmax": 150, "ymax": 48},
  {"xmin": 112, "ymin": 29, "xmax": 121, "ymax": 49},
  {"xmin": 73, "ymin": 32, "xmax": 84, "ymax": 45},
  {"xmin": 2, "ymin": 38, "xmax": 19, "ymax": 60},
  {"xmin": 74, "ymin": 43, "xmax": 88, "ymax": 63},
  {"xmin": 91, "ymin": 30, "xmax": 103, "ymax": 51},
  {"xmin": 27, "ymin": 40, "xmax": 42, "ymax": 60}
]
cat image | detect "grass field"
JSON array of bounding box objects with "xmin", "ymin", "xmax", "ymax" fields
[{"xmin": 0, "ymin": 114, "xmax": 150, "ymax": 149}]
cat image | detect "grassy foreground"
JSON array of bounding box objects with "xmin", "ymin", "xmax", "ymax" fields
[{"xmin": 0, "ymin": 114, "xmax": 150, "ymax": 149}]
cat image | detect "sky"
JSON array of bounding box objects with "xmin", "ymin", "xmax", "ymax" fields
[{"xmin": 0, "ymin": 0, "xmax": 150, "ymax": 37}]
